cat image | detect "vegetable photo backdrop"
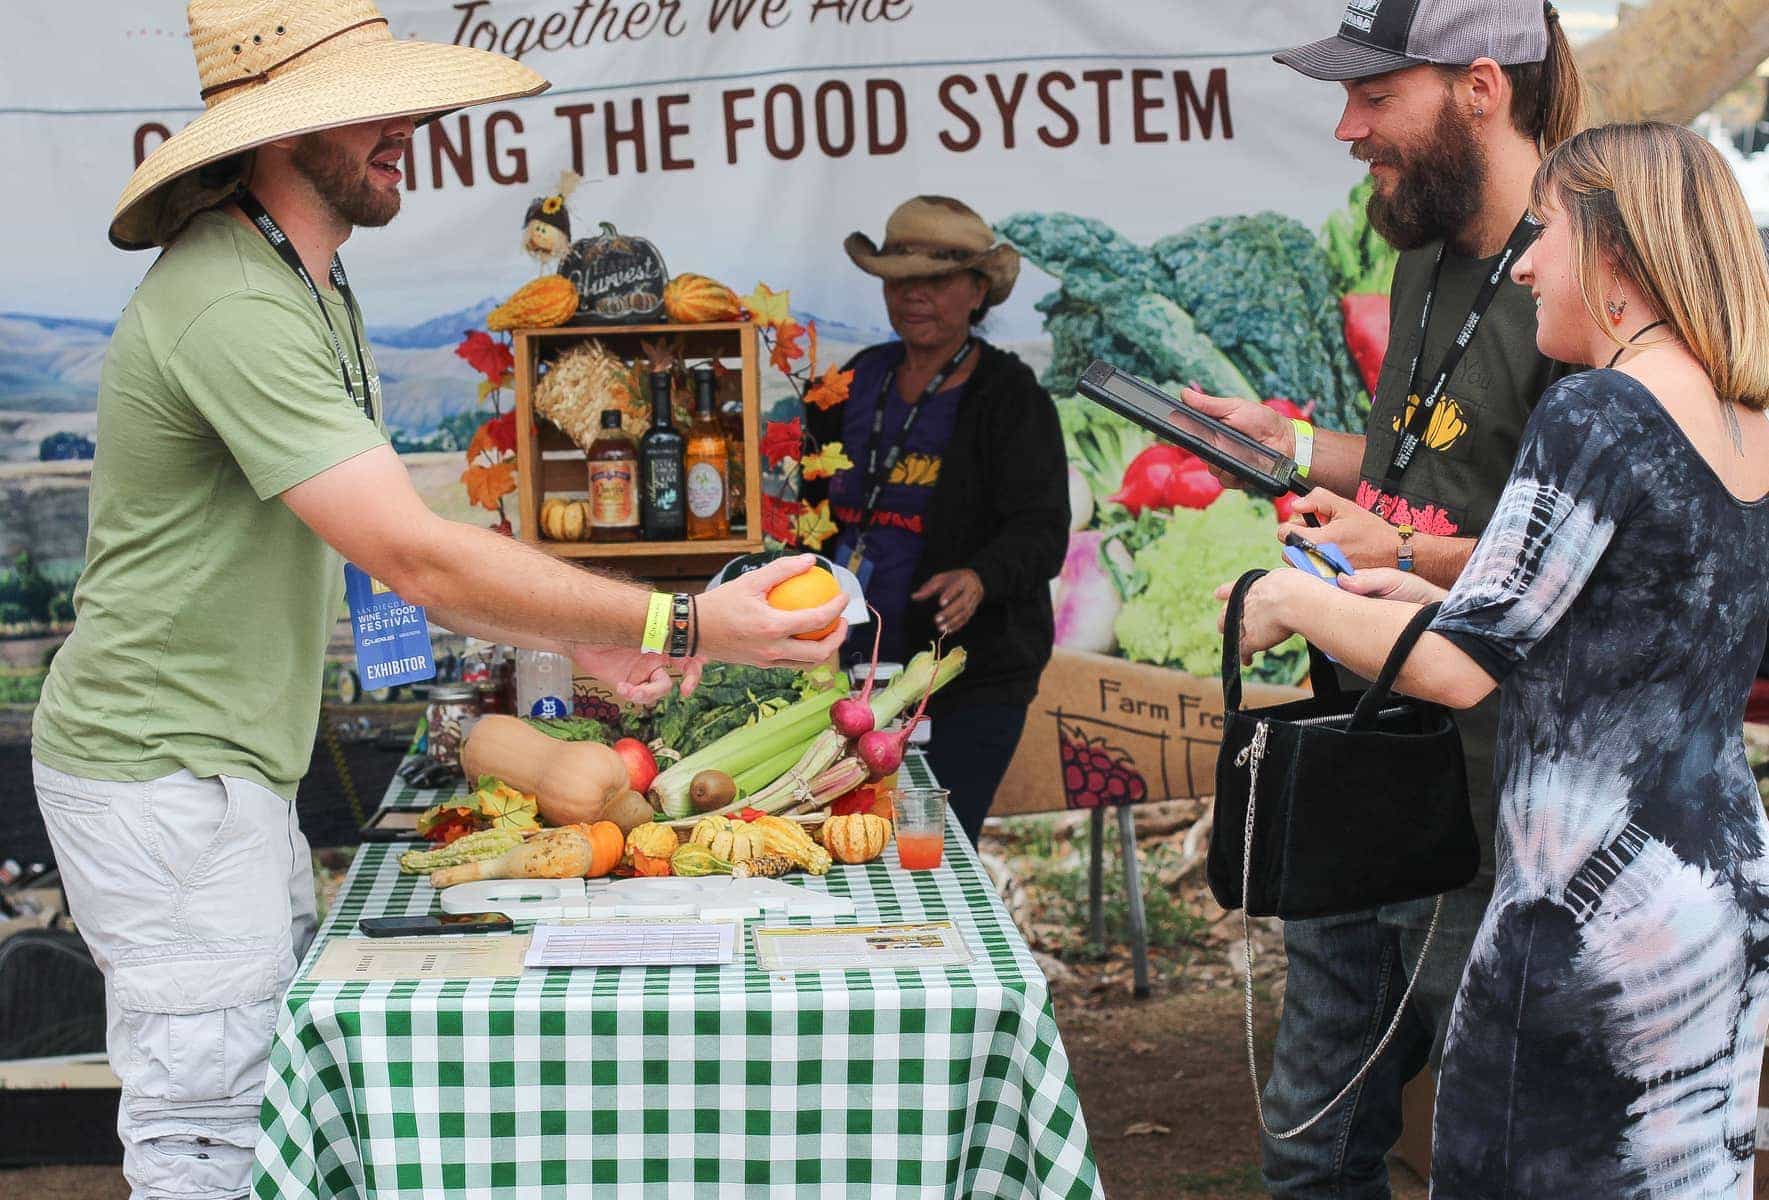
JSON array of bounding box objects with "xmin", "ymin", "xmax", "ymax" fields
[{"xmin": 2, "ymin": 0, "xmax": 1389, "ymax": 803}]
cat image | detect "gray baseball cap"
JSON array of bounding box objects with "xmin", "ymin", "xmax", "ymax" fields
[{"xmin": 1276, "ymin": 0, "xmax": 1550, "ymax": 82}]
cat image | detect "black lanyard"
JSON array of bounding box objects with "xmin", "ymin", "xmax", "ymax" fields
[
  {"xmin": 236, "ymin": 191, "xmax": 374, "ymax": 422},
  {"xmin": 846, "ymin": 339, "xmax": 973, "ymax": 558},
  {"xmin": 1383, "ymin": 215, "xmax": 1540, "ymax": 488}
]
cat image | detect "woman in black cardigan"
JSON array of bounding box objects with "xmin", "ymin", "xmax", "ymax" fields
[{"xmin": 800, "ymin": 195, "xmax": 1070, "ymax": 843}]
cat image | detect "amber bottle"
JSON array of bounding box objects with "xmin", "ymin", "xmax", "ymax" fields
[
  {"xmin": 684, "ymin": 365, "xmax": 731, "ymax": 540},
  {"xmin": 587, "ymin": 409, "xmax": 639, "ymax": 543}
]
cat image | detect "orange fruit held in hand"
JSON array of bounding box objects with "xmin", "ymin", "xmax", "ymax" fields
[{"xmin": 767, "ymin": 565, "xmax": 843, "ymax": 640}]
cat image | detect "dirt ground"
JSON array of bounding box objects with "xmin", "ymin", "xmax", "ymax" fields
[{"xmin": 0, "ymin": 704, "xmax": 1436, "ymax": 1199}]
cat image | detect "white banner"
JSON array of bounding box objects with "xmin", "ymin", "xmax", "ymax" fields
[{"xmin": 1, "ymin": 0, "xmax": 1364, "ymax": 456}]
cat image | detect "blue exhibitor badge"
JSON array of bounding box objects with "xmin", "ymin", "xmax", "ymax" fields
[{"xmin": 344, "ymin": 564, "xmax": 435, "ymax": 690}]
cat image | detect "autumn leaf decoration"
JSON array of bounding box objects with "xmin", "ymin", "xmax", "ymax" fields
[
  {"xmin": 744, "ymin": 282, "xmax": 859, "ymax": 551},
  {"xmin": 456, "ymin": 329, "xmax": 520, "ymax": 531},
  {"xmin": 793, "ymin": 499, "xmax": 838, "ymax": 551},
  {"xmin": 800, "ymin": 441, "xmax": 853, "ymax": 481}
]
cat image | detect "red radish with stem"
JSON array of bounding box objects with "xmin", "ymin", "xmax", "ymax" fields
[
  {"xmin": 856, "ymin": 638, "xmax": 942, "ymax": 780},
  {"xmin": 830, "ymin": 605, "xmax": 884, "ymax": 739}
]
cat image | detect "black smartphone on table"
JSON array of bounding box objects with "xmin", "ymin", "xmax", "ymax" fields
[{"xmin": 358, "ymin": 913, "xmax": 514, "ymax": 937}]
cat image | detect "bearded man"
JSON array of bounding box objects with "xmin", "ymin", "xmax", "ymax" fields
[
  {"xmin": 32, "ymin": 5, "xmax": 843, "ymax": 1197},
  {"xmin": 1185, "ymin": 2, "xmax": 1584, "ymax": 1195}
]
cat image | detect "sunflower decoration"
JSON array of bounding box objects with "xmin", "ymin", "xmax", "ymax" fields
[{"xmin": 522, "ymin": 169, "xmax": 583, "ymax": 272}]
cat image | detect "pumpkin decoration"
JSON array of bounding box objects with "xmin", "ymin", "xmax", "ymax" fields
[
  {"xmin": 579, "ymin": 820, "xmax": 627, "ymax": 879},
  {"xmin": 487, "ymin": 274, "xmax": 580, "ymax": 332},
  {"xmin": 663, "ymin": 273, "xmax": 741, "ymax": 324},
  {"xmin": 559, "ymin": 222, "xmax": 670, "ymax": 325},
  {"xmin": 821, "ymin": 813, "xmax": 891, "ymax": 865},
  {"xmin": 538, "ymin": 497, "xmax": 591, "ymax": 541}
]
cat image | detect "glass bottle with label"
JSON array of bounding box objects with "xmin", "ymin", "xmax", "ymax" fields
[
  {"xmin": 639, "ymin": 369, "xmax": 686, "ymax": 541},
  {"xmin": 587, "ymin": 409, "xmax": 639, "ymax": 543},
  {"xmin": 684, "ymin": 364, "xmax": 731, "ymax": 540}
]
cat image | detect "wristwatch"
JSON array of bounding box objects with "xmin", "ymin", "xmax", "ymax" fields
[{"xmin": 1396, "ymin": 524, "xmax": 1416, "ymax": 573}]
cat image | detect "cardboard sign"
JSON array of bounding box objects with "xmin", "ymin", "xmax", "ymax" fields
[{"xmin": 993, "ymin": 648, "xmax": 1304, "ymax": 816}]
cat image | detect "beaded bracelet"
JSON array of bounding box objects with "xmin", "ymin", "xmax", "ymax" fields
[{"xmin": 668, "ymin": 593, "xmax": 692, "ymax": 659}]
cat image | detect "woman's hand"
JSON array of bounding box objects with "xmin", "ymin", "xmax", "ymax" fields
[
  {"xmin": 696, "ymin": 555, "xmax": 847, "ymax": 668},
  {"xmin": 1335, "ymin": 568, "xmax": 1449, "ymax": 606},
  {"xmin": 912, "ymin": 568, "xmax": 985, "ymax": 636},
  {"xmin": 1214, "ymin": 570, "xmax": 1309, "ymax": 664},
  {"xmin": 1276, "ymin": 489, "xmax": 1402, "ymax": 570}
]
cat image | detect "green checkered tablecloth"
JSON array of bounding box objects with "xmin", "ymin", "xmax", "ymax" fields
[{"xmin": 254, "ymin": 752, "xmax": 1103, "ymax": 1198}]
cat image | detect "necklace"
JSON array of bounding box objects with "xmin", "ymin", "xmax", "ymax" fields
[{"xmin": 1605, "ymin": 319, "xmax": 1669, "ymax": 370}]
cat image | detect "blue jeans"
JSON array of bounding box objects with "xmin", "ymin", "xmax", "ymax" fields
[{"xmin": 1260, "ymin": 894, "xmax": 1487, "ymax": 1199}]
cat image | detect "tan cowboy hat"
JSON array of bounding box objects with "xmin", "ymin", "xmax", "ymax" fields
[
  {"xmin": 110, "ymin": 0, "xmax": 549, "ymax": 250},
  {"xmin": 844, "ymin": 196, "xmax": 1020, "ymax": 306}
]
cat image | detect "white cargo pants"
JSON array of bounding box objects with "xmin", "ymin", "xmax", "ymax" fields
[{"xmin": 32, "ymin": 760, "xmax": 317, "ymax": 1200}]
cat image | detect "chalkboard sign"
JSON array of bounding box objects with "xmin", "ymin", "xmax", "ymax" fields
[{"xmin": 560, "ymin": 222, "xmax": 669, "ymax": 325}]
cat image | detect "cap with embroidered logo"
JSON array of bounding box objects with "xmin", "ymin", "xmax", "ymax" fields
[{"xmin": 1275, "ymin": 0, "xmax": 1550, "ymax": 82}]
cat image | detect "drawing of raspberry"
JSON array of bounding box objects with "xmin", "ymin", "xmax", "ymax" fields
[{"xmin": 1057, "ymin": 721, "xmax": 1148, "ymax": 809}]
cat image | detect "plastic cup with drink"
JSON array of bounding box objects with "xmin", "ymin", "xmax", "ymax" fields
[{"xmin": 892, "ymin": 787, "xmax": 949, "ymax": 871}]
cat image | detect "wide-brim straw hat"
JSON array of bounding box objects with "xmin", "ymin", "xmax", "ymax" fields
[
  {"xmin": 110, "ymin": 0, "xmax": 549, "ymax": 250},
  {"xmin": 844, "ymin": 196, "xmax": 1020, "ymax": 306}
]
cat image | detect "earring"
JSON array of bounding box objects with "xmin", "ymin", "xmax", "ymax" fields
[
  {"xmin": 1606, "ymin": 297, "xmax": 1627, "ymax": 325},
  {"xmin": 1474, "ymin": 106, "xmax": 1485, "ymax": 118}
]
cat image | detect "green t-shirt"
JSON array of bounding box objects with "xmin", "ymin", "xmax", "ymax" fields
[{"xmin": 33, "ymin": 210, "xmax": 388, "ymax": 800}]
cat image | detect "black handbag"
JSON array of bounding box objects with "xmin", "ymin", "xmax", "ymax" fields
[
  {"xmin": 1209, "ymin": 569, "xmax": 1478, "ymax": 920},
  {"xmin": 1210, "ymin": 569, "xmax": 1480, "ymax": 1141}
]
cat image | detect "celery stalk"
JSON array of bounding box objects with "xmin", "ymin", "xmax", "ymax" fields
[
  {"xmin": 735, "ymin": 737, "xmax": 819, "ymax": 797},
  {"xmin": 867, "ymin": 647, "xmax": 968, "ymax": 728},
  {"xmin": 650, "ymin": 686, "xmax": 847, "ymax": 818}
]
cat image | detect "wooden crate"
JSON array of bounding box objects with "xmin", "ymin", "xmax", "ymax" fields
[{"xmin": 511, "ymin": 322, "xmax": 764, "ymax": 581}]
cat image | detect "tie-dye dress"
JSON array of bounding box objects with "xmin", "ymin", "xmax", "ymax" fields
[{"xmin": 1425, "ymin": 370, "xmax": 1769, "ymax": 1197}]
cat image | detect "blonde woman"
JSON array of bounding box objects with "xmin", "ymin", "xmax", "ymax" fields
[{"xmin": 1223, "ymin": 122, "xmax": 1769, "ymax": 1194}]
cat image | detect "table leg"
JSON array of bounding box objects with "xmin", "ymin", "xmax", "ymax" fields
[
  {"xmin": 1088, "ymin": 806, "xmax": 1105, "ymax": 946},
  {"xmin": 1118, "ymin": 803, "xmax": 1150, "ymax": 998}
]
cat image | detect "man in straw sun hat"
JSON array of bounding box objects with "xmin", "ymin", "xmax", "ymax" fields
[{"xmin": 35, "ymin": 5, "xmax": 846, "ymax": 1195}]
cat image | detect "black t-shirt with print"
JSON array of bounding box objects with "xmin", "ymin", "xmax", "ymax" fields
[
  {"xmin": 1356, "ymin": 242, "xmax": 1565, "ymax": 538},
  {"xmin": 1348, "ymin": 239, "xmax": 1563, "ymax": 919}
]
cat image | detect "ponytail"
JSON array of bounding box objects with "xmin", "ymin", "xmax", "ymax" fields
[{"xmin": 1509, "ymin": 3, "xmax": 1586, "ymax": 150}]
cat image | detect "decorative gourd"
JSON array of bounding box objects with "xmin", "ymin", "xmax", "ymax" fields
[
  {"xmin": 821, "ymin": 813, "xmax": 891, "ymax": 865},
  {"xmin": 625, "ymin": 821, "xmax": 679, "ymax": 865},
  {"xmin": 461, "ymin": 716, "xmax": 630, "ymax": 827},
  {"xmin": 578, "ymin": 820, "xmax": 626, "ymax": 879},
  {"xmin": 559, "ymin": 223, "xmax": 669, "ymax": 325},
  {"xmin": 539, "ymin": 497, "xmax": 590, "ymax": 541},
  {"xmin": 487, "ymin": 274, "xmax": 579, "ymax": 332},
  {"xmin": 662, "ymin": 273, "xmax": 741, "ymax": 324},
  {"xmin": 431, "ymin": 824, "xmax": 594, "ymax": 888}
]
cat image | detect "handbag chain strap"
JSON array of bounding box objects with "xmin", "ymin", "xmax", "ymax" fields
[{"xmin": 1235, "ymin": 718, "xmax": 1444, "ymax": 1141}]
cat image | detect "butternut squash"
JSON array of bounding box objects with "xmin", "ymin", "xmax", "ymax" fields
[{"xmin": 461, "ymin": 716, "xmax": 632, "ymax": 827}]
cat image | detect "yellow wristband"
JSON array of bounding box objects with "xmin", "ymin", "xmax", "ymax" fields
[
  {"xmin": 641, "ymin": 592, "xmax": 673, "ymax": 655},
  {"xmin": 1290, "ymin": 418, "xmax": 1315, "ymax": 479}
]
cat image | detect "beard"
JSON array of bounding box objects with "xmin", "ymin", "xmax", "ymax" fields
[
  {"xmin": 1356, "ymin": 96, "xmax": 1487, "ymax": 252},
  {"xmin": 291, "ymin": 133, "xmax": 401, "ymax": 228}
]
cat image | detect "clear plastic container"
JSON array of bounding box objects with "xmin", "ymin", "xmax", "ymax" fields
[{"xmin": 516, "ymin": 649, "xmax": 575, "ymax": 720}]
